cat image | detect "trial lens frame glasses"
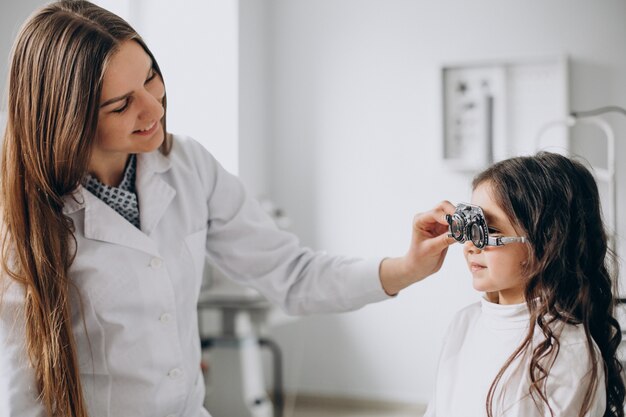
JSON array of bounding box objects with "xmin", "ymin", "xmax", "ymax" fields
[{"xmin": 445, "ymin": 203, "xmax": 527, "ymax": 249}]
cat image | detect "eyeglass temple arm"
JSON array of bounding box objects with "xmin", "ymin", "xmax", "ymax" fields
[{"xmin": 488, "ymin": 236, "xmax": 527, "ymax": 246}]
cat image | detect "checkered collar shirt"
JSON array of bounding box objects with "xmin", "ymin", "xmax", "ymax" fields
[{"xmin": 84, "ymin": 154, "xmax": 140, "ymax": 229}]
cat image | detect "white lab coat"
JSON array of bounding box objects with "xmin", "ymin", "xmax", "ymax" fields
[{"xmin": 0, "ymin": 135, "xmax": 388, "ymax": 417}]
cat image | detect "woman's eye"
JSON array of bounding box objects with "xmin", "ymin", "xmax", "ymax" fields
[
  {"xmin": 112, "ymin": 100, "xmax": 129, "ymax": 113},
  {"xmin": 145, "ymin": 69, "xmax": 157, "ymax": 83},
  {"xmin": 488, "ymin": 227, "xmax": 501, "ymax": 235}
]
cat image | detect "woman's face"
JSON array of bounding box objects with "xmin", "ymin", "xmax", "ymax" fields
[
  {"xmin": 463, "ymin": 181, "xmax": 529, "ymax": 305},
  {"xmin": 93, "ymin": 40, "xmax": 165, "ymax": 165}
]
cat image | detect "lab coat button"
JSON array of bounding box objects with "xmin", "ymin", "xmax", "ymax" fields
[
  {"xmin": 168, "ymin": 368, "xmax": 182, "ymax": 379},
  {"xmin": 159, "ymin": 313, "xmax": 172, "ymax": 323},
  {"xmin": 150, "ymin": 257, "xmax": 163, "ymax": 268}
]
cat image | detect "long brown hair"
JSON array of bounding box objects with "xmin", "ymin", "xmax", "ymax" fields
[
  {"xmin": 474, "ymin": 152, "xmax": 624, "ymax": 417},
  {"xmin": 1, "ymin": 1, "xmax": 169, "ymax": 415}
]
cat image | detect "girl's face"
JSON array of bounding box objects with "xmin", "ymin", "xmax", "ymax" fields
[
  {"xmin": 92, "ymin": 40, "xmax": 165, "ymax": 166},
  {"xmin": 463, "ymin": 181, "xmax": 529, "ymax": 305}
]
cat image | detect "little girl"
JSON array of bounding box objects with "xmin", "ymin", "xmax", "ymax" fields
[{"xmin": 425, "ymin": 152, "xmax": 625, "ymax": 417}]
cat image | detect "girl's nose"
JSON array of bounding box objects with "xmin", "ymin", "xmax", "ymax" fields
[{"xmin": 463, "ymin": 240, "xmax": 481, "ymax": 255}]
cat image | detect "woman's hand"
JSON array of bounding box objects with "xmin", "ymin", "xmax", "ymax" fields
[{"xmin": 379, "ymin": 201, "xmax": 456, "ymax": 296}]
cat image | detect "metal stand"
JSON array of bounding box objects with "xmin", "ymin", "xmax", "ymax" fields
[
  {"xmin": 199, "ymin": 297, "xmax": 284, "ymax": 417},
  {"xmin": 536, "ymin": 107, "xmax": 623, "ymax": 257}
]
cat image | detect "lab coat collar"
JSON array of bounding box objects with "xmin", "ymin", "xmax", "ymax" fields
[
  {"xmin": 62, "ymin": 150, "xmax": 175, "ymax": 256},
  {"xmin": 136, "ymin": 150, "xmax": 175, "ymax": 236},
  {"xmin": 137, "ymin": 147, "xmax": 172, "ymax": 175}
]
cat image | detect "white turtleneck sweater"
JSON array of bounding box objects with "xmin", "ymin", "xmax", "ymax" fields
[{"xmin": 423, "ymin": 298, "xmax": 606, "ymax": 417}]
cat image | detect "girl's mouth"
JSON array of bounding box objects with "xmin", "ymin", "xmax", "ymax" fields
[{"xmin": 469, "ymin": 262, "xmax": 486, "ymax": 272}]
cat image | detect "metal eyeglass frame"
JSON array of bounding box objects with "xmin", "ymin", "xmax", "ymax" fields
[{"xmin": 446, "ymin": 203, "xmax": 527, "ymax": 249}]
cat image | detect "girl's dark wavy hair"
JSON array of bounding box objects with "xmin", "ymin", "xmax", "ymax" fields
[{"xmin": 473, "ymin": 152, "xmax": 624, "ymax": 417}]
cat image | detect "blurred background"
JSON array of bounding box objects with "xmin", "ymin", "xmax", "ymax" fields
[{"xmin": 1, "ymin": 1, "xmax": 625, "ymax": 416}]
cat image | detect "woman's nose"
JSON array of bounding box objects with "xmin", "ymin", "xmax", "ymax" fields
[{"xmin": 138, "ymin": 79, "xmax": 165, "ymax": 121}]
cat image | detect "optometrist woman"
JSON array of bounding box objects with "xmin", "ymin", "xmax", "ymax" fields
[{"xmin": 0, "ymin": 2, "xmax": 455, "ymax": 417}]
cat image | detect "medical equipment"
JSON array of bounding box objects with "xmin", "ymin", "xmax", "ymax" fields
[
  {"xmin": 536, "ymin": 106, "xmax": 625, "ymax": 256},
  {"xmin": 443, "ymin": 57, "xmax": 568, "ymax": 171},
  {"xmin": 446, "ymin": 203, "xmax": 527, "ymax": 249},
  {"xmin": 199, "ymin": 198, "xmax": 289, "ymax": 417},
  {"xmin": 198, "ymin": 275, "xmax": 283, "ymax": 417}
]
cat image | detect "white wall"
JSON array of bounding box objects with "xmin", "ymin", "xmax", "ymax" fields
[
  {"xmin": 239, "ymin": 0, "xmax": 271, "ymax": 197},
  {"xmin": 128, "ymin": 0, "xmax": 240, "ymax": 175},
  {"xmin": 0, "ymin": 0, "xmax": 46, "ymax": 111},
  {"xmin": 264, "ymin": 0, "xmax": 626, "ymax": 405}
]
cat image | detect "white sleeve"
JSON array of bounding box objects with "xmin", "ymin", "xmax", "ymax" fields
[
  {"xmin": 510, "ymin": 339, "xmax": 606, "ymax": 417},
  {"xmin": 422, "ymin": 398, "xmax": 436, "ymax": 417},
  {"xmin": 543, "ymin": 340, "xmax": 606, "ymax": 417},
  {"xmin": 421, "ymin": 311, "xmax": 460, "ymax": 417},
  {"xmin": 421, "ymin": 304, "xmax": 482, "ymax": 417},
  {"xmin": 0, "ymin": 280, "xmax": 46, "ymax": 417},
  {"xmin": 186, "ymin": 139, "xmax": 390, "ymax": 315}
]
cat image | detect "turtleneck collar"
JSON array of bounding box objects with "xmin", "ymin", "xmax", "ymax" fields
[{"xmin": 480, "ymin": 296, "xmax": 530, "ymax": 330}]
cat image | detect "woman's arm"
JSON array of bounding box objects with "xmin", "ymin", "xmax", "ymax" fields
[
  {"xmin": 181, "ymin": 137, "xmax": 454, "ymax": 314},
  {"xmin": 379, "ymin": 201, "xmax": 456, "ymax": 295}
]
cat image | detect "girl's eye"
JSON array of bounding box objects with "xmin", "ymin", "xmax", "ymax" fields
[
  {"xmin": 488, "ymin": 227, "xmax": 501, "ymax": 235},
  {"xmin": 112, "ymin": 99, "xmax": 130, "ymax": 113}
]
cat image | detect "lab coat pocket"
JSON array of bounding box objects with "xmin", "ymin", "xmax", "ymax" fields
[{"xmin": 184, "ymin": 228, "xmax": 208, "ymax": 289}]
